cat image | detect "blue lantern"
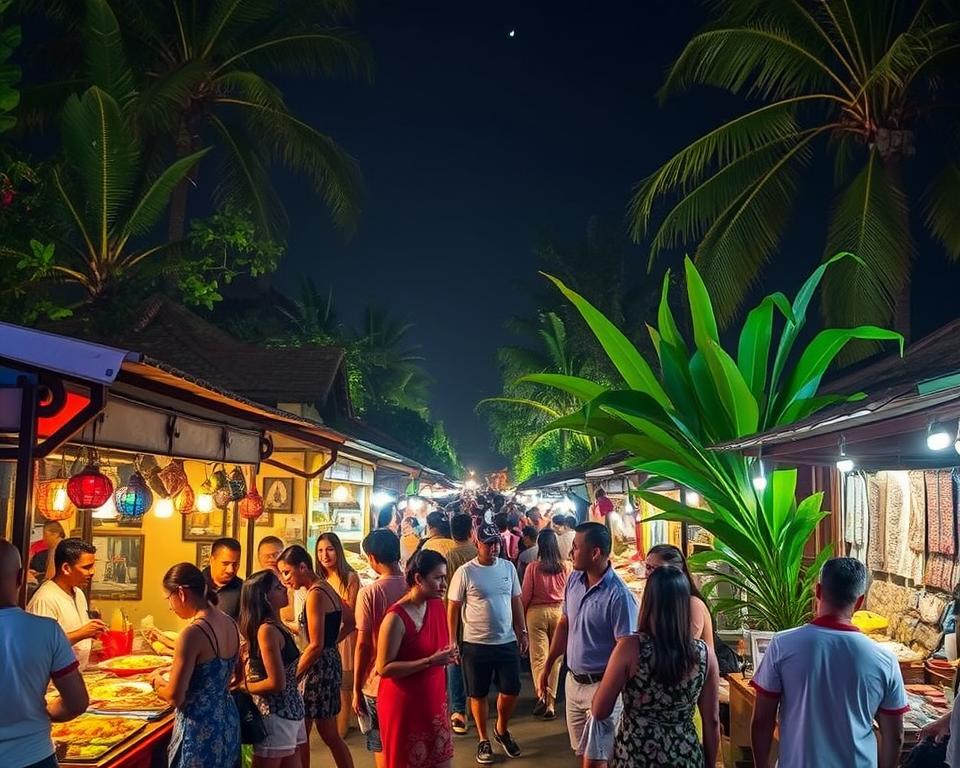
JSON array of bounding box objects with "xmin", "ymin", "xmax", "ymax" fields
[{"xmin": 115, "ymin": 472, "xmax": 153, "ymax": 518}]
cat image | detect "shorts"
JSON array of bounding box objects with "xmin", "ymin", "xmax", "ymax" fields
[
  {"xmin": 253, "ymin": 715, "xmax": 307, "ymax": 759},
  {"xmin": 362, "ymin": 694, "xmax": 382, "ymax": 753},
  {"xmin": 461, "ymin": 641, "xmax": 522, "ymax": 698}
]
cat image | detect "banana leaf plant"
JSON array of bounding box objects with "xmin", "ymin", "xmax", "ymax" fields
[{"xmin": 532, "ymin": 253, "xmax": 901, "ymax": 629}]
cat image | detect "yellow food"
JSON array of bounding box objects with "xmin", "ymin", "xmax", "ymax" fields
[
  {"xmin": 51, "ymin": 713, "xmax": 143, "ymax": 746},
  {"xmin": 100, "ymin": 654, "xmax": 169, "ymax": 671}
]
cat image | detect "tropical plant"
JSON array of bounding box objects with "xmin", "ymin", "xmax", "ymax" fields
[
  {"xmin": 0, "ymin": 0, "xmax": 19, "ymax": 133},
  {"xmin": 23, "ymin": 0, "xmax": 368, "ymax": 242},
  {"xmin": 49, "ymin": 85, "xmax": 207, "ymax": 299},
  {"xmin": 278, "ymin": 275, "xmax": 341, "ymax": 344},
  {"xmin": 631, "ymin": 1, "xmax": 960, "ymax": 338},
  {"xmin": 535, "ymin": 253, "xmax": 902, "ymax": 629}
]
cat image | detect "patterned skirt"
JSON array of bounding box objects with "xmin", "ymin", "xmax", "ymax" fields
[{"xmin": 300, "ymin": 646, "xmax": 342, "ymax": 720}]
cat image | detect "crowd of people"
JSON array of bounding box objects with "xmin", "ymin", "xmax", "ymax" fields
[{"xmin": 1, "ymin": 486, "xmax": 957, "ymax": 768}]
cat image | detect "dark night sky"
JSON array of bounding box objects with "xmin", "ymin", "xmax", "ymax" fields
[
  {"xmin": 274, "ymin": 0, "xmax": 710, "ymax": 472},
  {"xmin": 272, "ymin": 0, "xmax": 958, "ymax": 472}
]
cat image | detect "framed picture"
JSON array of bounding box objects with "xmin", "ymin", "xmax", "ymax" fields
[
  {"xmin": 255, "ymin": 511, "xmax": 275, "ymax": 528},
  {"xmin": 749, "ymin": 631, "xmax": 775, "ymax": 671},
  {"xmin": 262, "ymin": 477, "xmax": 293, "ymax": 513},
  {"xmin": 91, "ymin": 533, "xmax": 144, "ymax": 601},
  {"xmin": 182, "ymin": 506, "xmax": 228, "ymax": 541},
  {"xmin": 196, "ymin": 542, "xmax": 213, "ymax": 570}
]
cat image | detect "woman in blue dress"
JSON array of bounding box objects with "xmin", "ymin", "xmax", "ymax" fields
[{"xmin": 152, "ymin": 562, "xmax": 241, "ymax": 767}]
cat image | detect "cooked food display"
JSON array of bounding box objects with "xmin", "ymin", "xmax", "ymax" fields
[
  {"xmin": 98, "ymin": 654, "xmax": 170, "ymax": 675},
  {"xmin": 51, "ymin": 714, "xmax": 144, "ymax": 761},
  {"xmin": 86, "ymin": 680, "xmax": 168, "ymax": 712}
]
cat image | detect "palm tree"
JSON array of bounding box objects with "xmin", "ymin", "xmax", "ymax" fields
[
  {"xmin": 49, "ymin": 85, "xmax": 206, "ymax": 299},
  {"xmin": 0, "ymin": 0, "xmax": 19, "ymax": 134},
  {"xmin": 631, "ymin": 1, "xmax": 960, "ymax": 339},
  {"xmin": 277, "ymin": 276, "xmax": 340, "ymax": 343},
  {"xmin": 22, "ymin": 0, "xmax": 368, "ymax": 242}
]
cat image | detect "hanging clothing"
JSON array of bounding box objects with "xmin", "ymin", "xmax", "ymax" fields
[
  {"xmin": 908, "ymin": 471, "xmax": 927, "ymax": 557},
  {"xmin": 844, "ymin": 473, "xmax": 870, "ymax": 565},
  {"xmin": 926, "ymin": 470, "xmax": 957, "ymax": 556},
  {"xmin": 867, "ymin": 473, "xmax": 886, "ymax": 572},
  {"xmin": 878, "ymin": 472, "xmax": 923, "ymax": 582},
  {"xmin": 925, "ymin": 554, "xmax": 960, "ymax": 592}
]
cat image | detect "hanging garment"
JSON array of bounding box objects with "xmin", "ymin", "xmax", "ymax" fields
[
  {"xmin": 844, "ymin": 473, "xmax": 870, "ymax": 565},
  {"xmin": 867, "ymin": 473, "xmax": 886, "ymax": 572},
  {"xmin": 908, "ymin": 471, "xmax": 927, "ymax": 554},
  {"xmin": 926, "ymin": 470, "xmax": 956, "ymax": 556},
  {"xmin": 882, "ymin": 471, "xmax": 924, "ymax": 582},
  {"xmin": 925, "ymin": 554, "xmax": 960, "ymax": 592}
]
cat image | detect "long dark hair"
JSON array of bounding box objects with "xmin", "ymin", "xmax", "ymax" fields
[
  {"xmin": 647, "ymin": 544, "xmax": 704, "ymax": 601},
  {"xmin": 536, "ymin": 528, "xmax": 564, "ymax": 575},
  {"xmin": 316, "ymin": 532, "xmax": 355, "ymax": 596},
  {"xmin": 239, "ymin": 569, "xmax": 281, "ymax": 653},
  {"xmin": 638, "ymin": 566, "xmax": 699, "ymax": 687},
  {"xmin": 405, "ymin": 549, "xmax": 447, "ymax": 588},
  {"xmin": 163, "ymin": 563, "xmax": 218, "ymax": 606}
]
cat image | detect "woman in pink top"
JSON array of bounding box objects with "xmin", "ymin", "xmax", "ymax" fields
[{"xmin": 521, "ymin": 529, "xmax": 571, "ymax": 720}]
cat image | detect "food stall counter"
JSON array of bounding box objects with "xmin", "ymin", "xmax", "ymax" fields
[{"xmin": 59, "ymin": 714, "xmax": 174, "ymax": 768}]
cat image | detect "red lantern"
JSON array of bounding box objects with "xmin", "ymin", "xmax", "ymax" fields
[
  {"xmin": 238, "ymin": 487, "xmax": 265, "ymax": 520},
  {"xmin": 175, "ymin": 485, "xmax": 196, "ymax": 515},
  {"xmin": 36, "ymin": 477, "xmax": 76, "ymax": 521},
  {"xmin": 66, "ymin": 463, "xmax": 114, "ymax": 509}
]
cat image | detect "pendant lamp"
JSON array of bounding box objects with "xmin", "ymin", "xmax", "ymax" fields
[{"xmin": 115, "ymin": 472, "xmax": 153, "ymax": 519}]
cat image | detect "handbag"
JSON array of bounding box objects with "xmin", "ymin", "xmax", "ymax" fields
[{"xmin": 233, "ymin": 659, "xmax": 267, "ymax": 746}]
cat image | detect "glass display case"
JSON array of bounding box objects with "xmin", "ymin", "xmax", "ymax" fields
[{"xmin": 306, "ymin": 458, "xmax": 373, "ymax": 553}]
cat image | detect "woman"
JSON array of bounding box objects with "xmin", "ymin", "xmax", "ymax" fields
[
  {"xmin": 376, "ymin": 549, "xmax": 457, "ymax": 768},
  {"xmin": 400, "ymin": 516, "xmax": 422, "ymax": 564},
  {"xmin": 151, "ymin": 563, "xmax": 240, "ymax": 768},
  {"xmin": 591, "ymin": 566, "xmax": 720, "ymax": 768},
  {"xmin": 521, "ymin": 528, "xmax": 571, "ymax": 720},
  {"xmin": 315, "ymin": 533, "xmax": 360, "ymax": 738},
  {"xmin": 644, "ymin": 544, "xmax": 714, "ymax": 649},
  {"xmin": 239, "ymin": 570, "xmax": 305, "ymax": 768},
  {"xmin": 277, "ymin": 546, "xmax": 355, "ymax": 768}
]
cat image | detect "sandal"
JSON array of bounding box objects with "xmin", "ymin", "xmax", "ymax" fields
[{"xmin": 451, "ymin": 713, "xmax": 468, "ymax": 735}]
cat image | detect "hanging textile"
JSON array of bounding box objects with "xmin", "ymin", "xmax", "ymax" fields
[
  {"xmin": 867, "ymin": 472, "xmax": 886, "ymax": 572},
  {"xmin": 881, "ymin": 471, "xmax": 924, "ymax": 582},
  {"xmin": 925, "ymin": 470, "xmax": 956, "ymax": 555},
  {"xmin": 844, "ymin": 472, "xmax": 869, "ymax": 565},
  {"xmin": 908, "ymin": 471, "xmax": 927, "ymax": 554},
  {"xmin": 925, "ymin": 554, "xmax": 960, "ymax": 592}
]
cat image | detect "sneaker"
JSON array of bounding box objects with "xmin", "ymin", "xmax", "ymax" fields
[
  {"xmin": 495, "ymin": 729, "xmax": 522, "ymax": 758},
  {"xmin": 543, "ymin": 707, "xmax": 556, "ymax": 720},
  {"xmin": 451, "ymin": 714, "xmax": 468, "ymax": 735},
  {"xmin": 532, "ymin": 698, "xmax": 546, "ymax": 716},
  {"xmin": 476, "ymin": 740, "xmax": 494, "ymax": 764}
]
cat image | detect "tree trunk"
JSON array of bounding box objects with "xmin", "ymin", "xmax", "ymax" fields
[{"xmin": 166, "ymin": 118, "xmax": 195, "ymax": 242}]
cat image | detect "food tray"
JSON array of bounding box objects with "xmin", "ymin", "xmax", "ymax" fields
[
  {"xmin": 97, "ymin": 654, "xmax": 170, "ymax": 677},
  {"xmin": 51, "ymin": 714, "xmax": 146, "ymax": 762}
]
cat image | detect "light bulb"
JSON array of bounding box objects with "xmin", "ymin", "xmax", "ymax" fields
[
  {"xmin": 752, "ymin": 475, "xmax": 768, "ymax": 492},
  {"xmin": 53, "ymin": 486, "xmax": 70, "ymax": 512},
  {"xmin": 836, "ymin": 458, "xmax": 855, "ymax": 473},
  {"xmin": 684, "ymin": 491, "xmax": 700, "ymax": 507},
  {"xmin": 196, "ymin": 493, "xmax": 214, "ymax": 513},
  {"xmin": 928, "ymin": 421, "xmax": 953, "ymax": 451},
  {"xmin": 955, "ymin": 438, "xmax": 960, "ymax": 456},
  {"xmin": 92, "ymin": 497, "xmax": 118, "ymax": 519},
  {"xmin": 332, "ymin": 484, "xmax": 350, "ymax": 503},
  {"xmin": 155, "ymin": 498, "xmax": 174, "ymax": 518}
]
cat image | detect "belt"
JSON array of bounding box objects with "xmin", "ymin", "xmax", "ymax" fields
[{"xmin": 571, "ymin": 672, "xmax": 604, "ymax": 685}]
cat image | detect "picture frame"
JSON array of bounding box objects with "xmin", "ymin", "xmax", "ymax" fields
[
  {"xmin": 749, "ymin": 630, "xmax": 775, "ymax": 671},
  {"xmin": 181, "ymin": 506, "xmax": 228, "ymax": 541},
  {"xmin": 91, "ymin": 533, "xmax": 145, "ymax": 601},
  {"xmin": 262, "ymin": 477, "xmax": 293, "ymax": 513},
  {"xmin": 195, "ymin": 542, "xmax": 213, "ymax": 571},
  {"xmin": 255, "ymin": 511, "xmax": 275, "ymax": 528}
]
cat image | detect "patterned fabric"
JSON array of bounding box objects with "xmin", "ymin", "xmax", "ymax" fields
[
  {"xmin": 844, "ymin": 473, "xmax": 869, "ymax": 564},
  {"xmin": 301, "ymin": 646, "xmax": 342, "ymax": 720},
  {"xmin": 252, "ymin": 625, "xmax": 304, "ymax": 721},
  {"xmin": 879, "ymin": 472, "xmax": 923, "ymax": 582},
  {"xmin": 610, "ymin": 634, "xmax": 707, "ymax": 768},
  {"xmin": 925, "ymin": 554, "xmax": 960, "ymax": 592},
  {"xmin": 867, "ymin": 473, "xmax": 885, "ymax": 572},
  {"xmin": 908, "ymin": 471, "xmax": 926, "ymax": 554},
  {"xmin": 926, "ymin": 470, "xmax": 956, "ymax": 556}
]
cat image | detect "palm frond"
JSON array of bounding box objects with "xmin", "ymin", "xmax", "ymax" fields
[
  {"xmin": 15, "ymin": 79, "xmax": 85, "ymax": 133},
  {"xmin": 105, "ymin": 0, "xmax": 177, "ymax": 62},
  {"xmin": 201, "ymin": 0, "xmax": 277, "ymax": 59},
  {"xmin": 84, "ymin": 0, "xmax": 136, "ymax": 106},
  {"xmin": 924, "ymin": 163, "xmax": 960, "ymax": 262},
  {"xmin": 215, "ymin": 28, "xmax": 371, "ymax": 80},
  {"xmin": 136, "ymin": 61, "xmax": 207, "ymax": 133}
]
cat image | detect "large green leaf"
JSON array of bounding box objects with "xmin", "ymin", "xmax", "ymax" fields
[
  {"xmin": 84, "ymin": 0, "xmax": 137, "ymax": 107},
  {"xmin": 516, "ymin": 373, "xmax": 606, "ymax": 403},
  {"xmin": 684, "ymin": 256, "xmax": 720, "ymax": 351},
  {"xmin": 657, "ymin": 270, "xmax": 687, "ymax": 354},
  {"xmin": 703, "ymin": 339, "xmax": 760, "ymax": 436}
]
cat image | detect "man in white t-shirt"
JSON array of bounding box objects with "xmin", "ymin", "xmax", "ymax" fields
[
  {"xmin": 27, "ymin": 538, "xmax": 106, "ymax": 670},
  {"xmin": 0, "ymin": 538, "xmax": 89, "ymax": 768},
  {"xmin": 751, "ymin": 557, "xmax": 907, "ymax": 768},
  {"xmin": 448, "ymin": 523, "xmax": 528, "ymax": 765}
]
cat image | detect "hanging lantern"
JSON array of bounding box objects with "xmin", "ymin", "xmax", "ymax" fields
[
  {"xmin": 114, "ymin": 472, "xmax": 153, "ymax": 519},
  {"xmin": 332, "ymin": 484, "xmax": 351, "ymax": 503},
  {"xmin": 92, "ymin": 496, "xmax": 118, "ymax": 520},
  {"xmin": 154, "ymin": 497, "xmax": 175, "ymax": 519},
  {"xmin": 238, "ymin": 486, "xmax": 265, "ymax": 520},
  {"xmin": 196, "ymin": 478, "xmax": 214, "ymax": 513},
  {"xmin": 36, "ymin": 477, "xmax": 76, "ymax": 521},
  {"xmin": 174, "ymin": 484, "xmax": 196, "ymax": 515},
  {"xmin": 158, "ymin": 459, "xmax": 188, "ymax": 497},
  {"xmin": 228, "ymin": 466, "xmax": 247, "ymax": 502},
  {"xmin": 67, "ymin": 462, "xmax": 114, "ymax": 509}
]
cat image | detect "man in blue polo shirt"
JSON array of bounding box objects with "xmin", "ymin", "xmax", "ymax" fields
[{"xmin": 538, "ymin": 521, "xmax": 638, "ymax": 758}]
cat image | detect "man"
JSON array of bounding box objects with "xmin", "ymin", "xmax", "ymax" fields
[
  {"xmin": 527, "ymin": 508, "xmax": 548, "ymax": 533},
  {"xmin": 554, "ymin": 514, "xmax": 576, "ymax": 561},
  {"xmin": 445, "ymin": 513, "xmax": 479, "ymax": 735},
  {"xmin": 256, "ymin": 535, "xmax": 284, "ymax": 573},
  {"xmin": 1, "ymin": 539, "xmax": 89, "ymax": 768},
  {"xmin": 539, "ymin": 522, "xmax": 638, "ymax": 759},
  {"xmin": 27, "ymin": 538, "xmax": 106, "ymax": 670},
  {"xmin": 494, "ymin": 512, "xmax": 519, "ymax": 562},
  {"xmin": 202, "ymin": 537, "xmax": 243, "ymax": 619},
  {"xmin": 751, "ymin": 558, "xmax": 907, "ymax": 768},
  {"xmin": 28, "ymin": 521, "xmax": 65, "ymax": 585},
  {"xmin": 516, "ymin": 526, "xmax": 539, "ymax": 584},
  {"xmin": 422, "ymin": 510, "xmax": 458, "ymax": 558},
  {"xmin": 590, "ymin": 487, "xmax": 613, "ymax": 520},
  {"xmin": 353, "ymin": 529, "xmax": 407, "ymax": 768},
  {"xmin": 448, "ymin": 522, "xmax": 528, "ymax": 764}
]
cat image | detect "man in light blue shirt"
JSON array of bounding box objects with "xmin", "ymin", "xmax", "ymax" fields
[{"xmin": 538, "ymin": 522, "xmax": 638, "ymax": 756}]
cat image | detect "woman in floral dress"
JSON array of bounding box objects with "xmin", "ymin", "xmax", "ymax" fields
[{"xmin": 590, "ymin": 565, "xmax": 720, "ymax": 768}]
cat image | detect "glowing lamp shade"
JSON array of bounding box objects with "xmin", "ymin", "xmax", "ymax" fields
[
  {"xmin": 154, "ymin": 497, "xmax": 175, "ymax": 519},
  {"xmin": 114, "ymin": 472, "xmax": 153, "ymax": 519},
  {"xmin": 332, "ymin": 484, "xmax": 351, "ymax": 503},
  {"xmin": 92, "ymin": 497, "xmax": 118, "ymax": 520},
  {"xmin": 238, "ymin": 487, "xmax": 265, "ymax": 520},
  {"xmin": 196, "ymin": 492, "xmax": 214, "ymax": 513},
  {"xmin": 927, "ymin": 423, "xmax": 953, "ymax": 451},
  {"xmin": 836, "ymin": 458, "xmax": 855, "ymax": 473},
  {"xmin": 174, "ymin": 485, "xmax": 196, "ymax": 515},
  {"xmin": 752, "ymin": 475, "xmax": 768, "ymax": 492},
  {"xmin": 36, "ymin": 477, "xmax": 76, "ymax": 521},
  {"xmin": 67, "ymin": 464, "xmax": 114, "ymax": 509}
]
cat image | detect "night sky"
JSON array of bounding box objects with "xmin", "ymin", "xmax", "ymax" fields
[{"xmin": 273, "ymin": 0, "xmax": 958, "ymax": 472}]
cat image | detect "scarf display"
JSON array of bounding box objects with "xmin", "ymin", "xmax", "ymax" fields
[
  {"xmin": 844, "ymin": 472, "xmax": 869, "ymax": 565},
  {"xmin": 925, "ymin": 470, "xmax": 956, "ymax": 556}
]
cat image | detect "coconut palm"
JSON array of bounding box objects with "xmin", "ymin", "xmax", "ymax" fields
[
  {"xmin": 277, "ymin": 276, "xmax": 341, "ymax": 343},
  {"xmin": 631, "ymin": 1, "xmax": 960, "ymax": 338}
]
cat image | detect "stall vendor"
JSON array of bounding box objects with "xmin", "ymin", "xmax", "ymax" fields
[
  {"xmin": 27, "ymin": 538, "xmax": 106, "ymax": 669},
  {"xmin": 201, "ymin": 537, "xmax": 243, "ymax": 620}
]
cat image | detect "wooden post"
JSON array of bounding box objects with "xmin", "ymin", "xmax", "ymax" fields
[{"xmin": 12, "ymin": 376, "xmax": 37, "ymax": 607}]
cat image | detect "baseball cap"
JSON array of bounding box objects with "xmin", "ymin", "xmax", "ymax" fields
[{"xmin": 477, "ymin": 523, "xmax": 501, "ymax": 544}]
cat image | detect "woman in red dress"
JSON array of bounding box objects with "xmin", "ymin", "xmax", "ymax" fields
[{"xmin": 376, "ymin": 549, "xmax": 458, "ymax": 768}]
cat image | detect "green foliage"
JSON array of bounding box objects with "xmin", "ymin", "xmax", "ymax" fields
[
  {"xmin": 362, "ymin": 403, "xmax": 462, "ymax": 477},
  {"xmin": 537, "ymin": 253, "xmax": 901, "ymax": 629},
  {"xmin": 632, "ymin": 1, "xmax": 960, "ymax": 336},
  {"xmin": 0, "ymin": 0, "xmax": 20, "ymax": 133}
]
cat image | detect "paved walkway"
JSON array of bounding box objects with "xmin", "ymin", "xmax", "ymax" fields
[{"xmin": 310, "ymin": 675, "xmax": 578, "ymax": 766}]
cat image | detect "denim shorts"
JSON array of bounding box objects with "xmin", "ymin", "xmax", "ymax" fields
[{"xmin": 363, "ymin": 694, "xmax": 382, "ymax": 753}]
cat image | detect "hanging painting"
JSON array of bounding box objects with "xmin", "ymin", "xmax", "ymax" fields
[{"xmin": 262, "ymin": 477, "xmax": 293, "ymax": 513}]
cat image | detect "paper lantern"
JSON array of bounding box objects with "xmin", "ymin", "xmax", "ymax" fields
[
  {"xmin": 158, "ymin": 459, "xmax": 188, "ymax": 497},
  {"xmin": 175, "ymin": 485, "xmax": 196, "ymax": 515},
  {"xmin": 36, "ymin": 477, "xmax": 76, "ymax": 521},
  {"xmin": 238, "ymin": 487, "xmax": 265, "ymax": 520},
  {"xmin": 67, "ymin": 463, "xmax": 114, "ymax": 509},
  {"xmin": 228, "ymin": 467, "xmax": 247, "ymax": 502},
  {"xmin": 196, "ymin": 479, "xmax": 214, "ymax": 513},
  {"xmin": 114, "ymin": 472, "xmax": 153, "ymax": 519},
  {"xmin": 154, "ymin": 497, "xmax": 175, "ymax": 519}
]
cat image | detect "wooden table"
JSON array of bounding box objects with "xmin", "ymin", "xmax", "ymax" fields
[
  {"xmin": 60, "ymin": 714, "xmax": 174, "ymax": 768},
  {"xmin": 727, "ymin": 673, "xmax": 778, "ymax": 767}
]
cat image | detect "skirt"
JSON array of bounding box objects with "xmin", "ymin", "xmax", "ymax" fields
[{"xmin": 301, "ymin": 646, "xmax": 343, "ymax": 720}]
